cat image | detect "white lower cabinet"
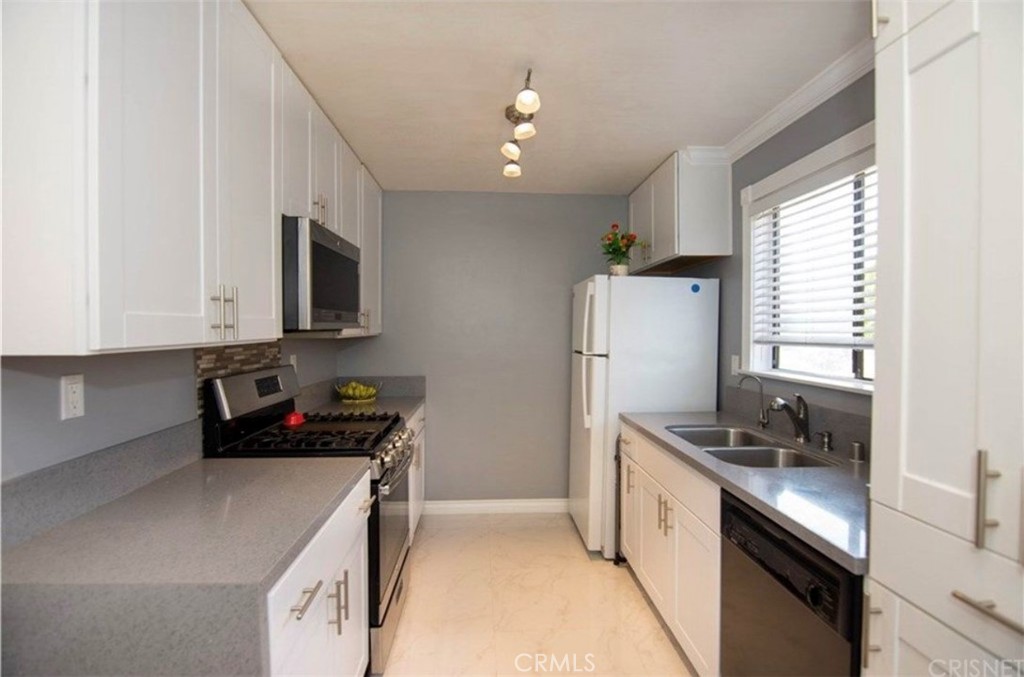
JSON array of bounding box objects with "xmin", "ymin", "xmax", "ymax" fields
[
  {"xmin": 270, "ymin": 471, "xmax": 371, "ymax": 676},
  {"xmin": 670, "ymin": 498, "xmax": 720, "ymax": 677},
  {"xmin": 619, "ymin": 425, "xmax": 721, "ymax": 677},
  {"xmin": 619, "ymin": 453, "xmax": 640, "ymax": 563},
  {"xmin": 408, "ymin": 404, "xmax": 426, "ymax": 541},
  {"xmin": 863, "ymin": 580, "xmax": 1003, "ymax": 677}
]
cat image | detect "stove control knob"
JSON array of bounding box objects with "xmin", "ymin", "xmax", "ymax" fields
[{"xmin": 381, "ymin": 450, "xmax": 396, "ymax": 467}]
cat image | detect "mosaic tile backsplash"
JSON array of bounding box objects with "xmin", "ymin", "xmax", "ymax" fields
[{"xmin": 194, "ymin": 342, "xmax": 282, "ymax": 415}]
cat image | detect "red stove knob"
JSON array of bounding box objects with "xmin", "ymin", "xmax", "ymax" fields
[{"xmin": 283, "ymin": 411, "xmax": 306, "ymax": 428}]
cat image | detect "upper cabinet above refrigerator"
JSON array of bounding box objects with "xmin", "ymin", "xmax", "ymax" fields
[{"xmin": 628, "ymin": 149, "xmax": 732, "ymax": 273}]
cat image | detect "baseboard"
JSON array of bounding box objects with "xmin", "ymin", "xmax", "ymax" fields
[{"xmin": 422, "ymin": 498, "xmax": 569, "ymax": 515}]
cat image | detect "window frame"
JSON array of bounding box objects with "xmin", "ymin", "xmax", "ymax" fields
[{"xmin": 740, "ymin": 122, "xmax": 876, "ymax": 396}]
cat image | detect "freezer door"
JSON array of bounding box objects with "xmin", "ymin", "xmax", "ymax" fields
[
  {"xmin": 569, "ymin": 352, "xmax": 607, "ymax": 551},
  {"xmin": 571, "ymin": 276, "xmax": 609, "ymax": 355}
]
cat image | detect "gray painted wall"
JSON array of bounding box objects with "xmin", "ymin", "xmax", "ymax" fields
[
  {"xmin": 334, "ymin": 191, "xmax": 625, "ymax": 501},
  {"xmin": 1, "ymin": 340, "xmax": 344, "ymax": 482},
  {"xmin": 684, "ymin": 72, "xmax": 876, "ymax": 420}
]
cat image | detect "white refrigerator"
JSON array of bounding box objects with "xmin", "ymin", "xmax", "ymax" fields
[{"xmin": 569, "ymin": 275, "xmax": 719, "ymax": 558}]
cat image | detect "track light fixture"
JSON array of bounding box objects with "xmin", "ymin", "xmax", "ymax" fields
[
  {"xmin": 499, "ymin": 69, "xmax": 541, "ymax": 177},
  {"xmin": 515, "ymin": 69, "xmax": 541, "ymax": 114},
  {"xmin": 500, "ymin": 139, "xmax": 521, "ymax": 161}
]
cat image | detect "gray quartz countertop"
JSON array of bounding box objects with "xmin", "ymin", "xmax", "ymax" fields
[
  {"xmin": 313, "ymin": 395, "xmax": 425, "ymax": 422},
  {"xmin": 620, "ymin": 411, "xmax": 868, "ymax": 574},
  {"xmin": 2, "ymin": 457, "xmax": 369, "ymax": 675},
  {"xmin": 3, "ymin": 456, "xmax": 369, "ymax": 589}
]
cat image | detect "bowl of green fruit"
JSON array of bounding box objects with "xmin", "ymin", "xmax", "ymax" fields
[{"xmin": 336, "ymin": 380, "xmax": 380, "ymax": 404}]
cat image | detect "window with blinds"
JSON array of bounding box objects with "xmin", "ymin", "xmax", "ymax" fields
[{"xmin": 750, "ymin": 166, "xmax": 878, "ymax": 382}]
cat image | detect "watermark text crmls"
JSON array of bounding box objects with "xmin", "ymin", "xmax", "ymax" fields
[
  {"xmin": 514, "ymin": 653, "xmax": 597, "ymax": 673},
  {"xmin": 929, "ymin": 658, "xmax": 1024, "ymax": 677}
]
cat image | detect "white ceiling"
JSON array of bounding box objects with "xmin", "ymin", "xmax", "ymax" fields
[{"xmin": 246, "ymin": 1, "xmax": 869, "ymax": 195}]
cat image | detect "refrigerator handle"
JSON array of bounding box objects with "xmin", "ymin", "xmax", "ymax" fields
[
  {"xmin": 582, "ymin": 356, "xmax": 592, "ymax": 430},
  {"xmin": 582, "ymin": 281, "xmax": 595, "ymax": 355}
]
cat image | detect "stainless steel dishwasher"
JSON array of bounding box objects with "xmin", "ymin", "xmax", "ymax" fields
[{"xmin": 720, "ymin": 491, "xmax": 863, "ymax": 676}]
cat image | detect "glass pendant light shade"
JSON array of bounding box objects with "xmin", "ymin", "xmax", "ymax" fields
[
  {"xmin": 503, "ymin": 160, "xmax": 522, "ymax": 178},
  {"xmin": 500, "ymin": 140, "xmax": 521, "ymax": 161},
  {"xmin": 515, "ymin": 87, "xmax": 541, "ymax": 115},
  {"xmin": 513, "ymin": 121, "xmax": 536, "ymax": 140}
]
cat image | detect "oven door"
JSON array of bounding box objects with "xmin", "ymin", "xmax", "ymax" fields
[{"xmin": 375, "ymin": 455, "xmax": 412, "ymax": 621}]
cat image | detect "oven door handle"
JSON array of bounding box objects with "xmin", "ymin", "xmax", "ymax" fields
[{"xmin": 379, "ymin": 454, "xmax": 414, "ymax": 496}]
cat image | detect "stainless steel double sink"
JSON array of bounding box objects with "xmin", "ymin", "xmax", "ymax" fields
[{"xmin": 666, "ymin": 426, "xmax": 839, "ymax": 469}]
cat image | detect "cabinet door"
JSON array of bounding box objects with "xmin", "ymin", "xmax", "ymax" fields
[
  {"xmin": 649, "ymin": 153, "xmax": 678, "ymax": 265},
  {"xmin": 330, "ymin": 519, "xmax": 370, "ymax": 677},
  {"xmin": 871, "ymin": 0, "xmax": 1023, "ymax": 559},
  {"xmin": 215, "ymin": 0, "xmax": 280, "ymax": 343},
  {"xmin": 338, "ymin": 137, "xmax": 361, "ymax": 247},
  {"xmin": 409, "ymin": 429, "xmax": 425, "ymax": 540},
  {"xmin": 90, "ymin": 0, "xmax": 212, "ymax": 350},
  {"xmin": 670, "ymin": 500, "xmax": 720, "ymax": 677},
  {"xmin": 628, "ymin": 179, "xmax": 653, "ymax": 267},
  {"xmin": 619, "ymin": 454, "xmax": 639, "ymax": 563},
  {"xmin": 864, "ymin": 580, "xmax": 1003, "ymax": 677},
  {"xmin": 311, "ymin": 106, "xmax": 337, "ymax": 231},
  {"xmin": 275, "ymin": 592, "xmax": 331, "ymax": 677},
  {"xmin": 281, "ymin": 65, "xmax": 311, "ymax": 219},
  {"xmin": 360, "ymin": 166, "xmax": 383, "ymax": 335},
  {"xmin": 637, "ymin": 470, "xmax": 673, "ymax": 619}
]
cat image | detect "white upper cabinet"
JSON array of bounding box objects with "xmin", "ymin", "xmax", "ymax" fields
[
  {"xmin": 214, "ymin": 0, "xmax": 281, "ymax": 343},
  {"xmin": 627, "ymin": 150, "xmax": 731, "ymax": 272},
  {"xmin": 2, "ymin": 0, "xmax": 218, "ymax": 354},
  {"xmin": 90, "ymin": 0, "xmax": 214, "ymax": 350},
  {"xmin": 359, "ymin": 167, "xmax": 383, "ymax": 335},
  {"xmin": 311, "ymin": 106, "xmax": 339, "ymax": 232},
  {"xmin": 871, "ymin": 0, "xmax": 1022, "ymax": 562},
  {"xmin": 281, "ymin": 65, "xmax": 312, "ymax": 219},
  {"xmin": 338, "ymin": 137, "xmax": 361, "ymax": 247}
]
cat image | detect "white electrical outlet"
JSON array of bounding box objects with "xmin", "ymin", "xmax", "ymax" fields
[
  {"xmin": 61, "ymin": 374, "xmax": 85, "ymax": 420},
  {"xmin": 730, "ymin": 355, "xmax": 741, "ymax": 376},
  {"xmin": 288, "ymin": 354, "xmax": 298, "ymax": 371}
]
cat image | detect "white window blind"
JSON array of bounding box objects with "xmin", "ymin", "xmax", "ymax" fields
[{"xmin": 751, "ymin": 166, "xmax": 878, "ymax": 349}]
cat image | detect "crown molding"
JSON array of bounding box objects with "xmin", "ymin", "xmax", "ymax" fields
[
  {"xmin": 683, "ymin": 146, "xmax": 731, "ymax": 166},
  {"xmin": 725, "ymin": 39, "xmax": 875, "ymax": 163}
]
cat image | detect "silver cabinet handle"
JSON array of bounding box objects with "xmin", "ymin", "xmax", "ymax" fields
[
  {"xmin": 656, "ymin": 494, "xmax": 664, "ymax": 531},
  {"xmin": 626, "ymin": 465, "xmax": 634, "ymax": 494},
  {"xmin": 975, "ymin": 450, "xmax": 1001, "ymax": 548},
  {"xmin": 291, "ymin": 579, "xmax": 323, "ymax": 620},
  {"xmin": 621, "ymin": 437, "xmax": 632, "ymax": 446},
  {"xmin": 232, "ymin": 286, "xmax": 239, "ymax": 339},
  {"xmin": 870, "ymin": 0, "xmax": 889, "ymax": 39},
  {"xmin": 663, "ymin": 502, "xmax": 673, "ymax": 536},
  {"xmin": 327, "ymin": 579, "xmax": 343, "ymax": 635},
  {"xmin": 340, "ymin": 569, "xmax": 350, "ymax": 621},
  {"xmin": 951, "ymin": 590, "xmax": 1024, "ymax": 635},
  {"xmin": 861, "ymin": 593, "xmax": 882, "ymax": 668},
  {"xmin": 210, "ymin": 284, "xmax": 226, "ymax": 339},
  {"xmin": 358, "ymin": 496, "xmax": 376, "ymax": 514}
]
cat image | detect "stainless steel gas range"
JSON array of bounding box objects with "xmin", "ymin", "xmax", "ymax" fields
[{"xmin": 202, "ymin": 366, "xmax": 412, "ymax": 674}]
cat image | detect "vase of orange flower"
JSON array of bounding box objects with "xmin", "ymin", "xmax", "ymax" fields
[{"xmin": 600, "ymin": 223, "xmax": 639, "ymax": 276}]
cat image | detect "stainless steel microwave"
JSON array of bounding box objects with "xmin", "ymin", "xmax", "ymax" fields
[{"xmin": 282, "ymin": 216, "xmax": 361, "ymax": 331}]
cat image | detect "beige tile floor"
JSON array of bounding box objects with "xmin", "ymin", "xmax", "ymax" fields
[{"xmin": 385, "ymin": 513, "xmax": 693, "ymax": 676}]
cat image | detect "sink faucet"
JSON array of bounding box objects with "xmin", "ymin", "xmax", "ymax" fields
[
  {"xmin": 737, "ymin": 374, "xmax": 769, "ymax": 429},
  {"xmin": 769, "ymin": 393, "xmax": 810, "ymax": 443}
]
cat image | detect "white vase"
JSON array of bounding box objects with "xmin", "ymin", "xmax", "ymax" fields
[{"xmin": 609, "ymin": 264, "xmax": 630, "ymax": 276}]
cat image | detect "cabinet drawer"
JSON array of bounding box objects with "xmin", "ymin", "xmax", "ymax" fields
[
  {"xmin": 871, "ymin": 502, "xmax": 1023, "ymax": 660},
  {"xmin": 865, "ymin": 580, "xmax": 1002, "ymax": 676},
  {"xmin": 620, "ymin": 424, "xmax": 641, "ymax": 462},
  {"xmin": 267, "ymin": 471, "xmax": 370, "ymax": 670},
  {"xmin": 622, "ymin": 427, "xmax": 719, "ymax": 533}
]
